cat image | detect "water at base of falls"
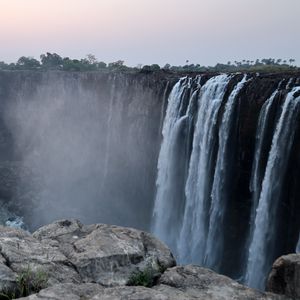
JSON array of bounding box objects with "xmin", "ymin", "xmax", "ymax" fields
[
  {"xmin": 0, "ymin": 204, "xmax": 26, "ymax": 230},
  {"xmin": 151, "ymin": 74, "xmax": 300, "ymax": 290}
]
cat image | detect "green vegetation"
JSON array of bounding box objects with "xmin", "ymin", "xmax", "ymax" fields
[
  {"xmin": 127, "ymin": 265, "xmax": 165, "ymax": 287},
  {"xmin": 0, "ymin": 53, "xmax": 298, "ymax": 73},
  {"xmin": 0, "ymin": 266, "xmax": 48, "ymax": 300},
  {"xmin": 127, "ymin": 266, "xmax": 161, "ymax": 288}
]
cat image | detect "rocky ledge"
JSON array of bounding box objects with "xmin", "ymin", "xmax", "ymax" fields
[{"xmin": 0, "ymin": 219, "xmax": 296, "ymax": 299}]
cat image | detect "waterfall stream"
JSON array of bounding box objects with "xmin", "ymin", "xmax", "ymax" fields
[
  {"xmin": 245, "ymin": 86, "xmax": 300, "ymax": 289},
  {"xmin": 152, "ymin": 74, "xmax": 300, "ymax": 290}
]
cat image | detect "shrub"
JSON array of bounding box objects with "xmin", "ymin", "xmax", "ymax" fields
[
  {"xmin": 127, "ymin": 265, "xmax": 163, "ymax": 288},
  {"xmin": 0, "ymin": 266, "xmax": 48, "ymax": 299}
]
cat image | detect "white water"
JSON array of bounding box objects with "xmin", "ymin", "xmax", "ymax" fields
[
  {"xmin": 5, "ymin": 217, "xmax": 25, "ymax": 229},
  {"xmin": 204, "ymin": 75, "xmax": 248, "ymax": 270},
  {"xmin": 152, "ymin": 77, "xmax": 194, "ymax": 251},
  {"xmin": 152, "ymin": 74, "xmax": 300, "ymax": 290},
  {"xmin": 245, "ymin": 86, "xmax": 300, "ymax": 289},
  {"xmin": 177, "ymin": 74, "xmax": 231, "ymax": 264},
  {"xmin": 247, "ymin": 90, "xmax": 279, "ymax": 246}
]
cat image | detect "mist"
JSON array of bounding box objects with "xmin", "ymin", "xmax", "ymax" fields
[{"xmin": 2, "ymin": 72, "xmax": 165, "ymax": 230}]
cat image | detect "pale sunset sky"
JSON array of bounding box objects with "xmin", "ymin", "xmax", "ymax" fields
[{"xmin": 0, "ymin": 0, "xmax": 299, "ymax": 66}]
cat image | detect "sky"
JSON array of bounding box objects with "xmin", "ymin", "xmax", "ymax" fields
[{"xmin": 0, "ymin": 0, "xmax": 299, "ymax": 66}]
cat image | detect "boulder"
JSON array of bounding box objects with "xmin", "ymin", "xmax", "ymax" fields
[
  {"xmin": 33, "ymin": 219, "xmax": 176, "ymax": 286},
  {"xmin": 19, "ymin": 266, "xmax": 289, "ymax": 300},
  {"xmin": 18, "ymin": 283, "xmax": 104, "ymax": 300},
  {"xmin": 0, "ymin": 225, "xmax": 80, "ymax": 289},
  {"xmin": 19, "ymin": 285, "xmax": 170, "ymax": 300},
  {"xmin": 0, "ymin": 219, "xmax": 294, "ymax": 299},
  {"xmin": 154, "ymin": 265, "xmax": 286, "ymax": 300},
  {"xmin": 0, "ymin": 219, "xmax": 175, "ymax": 297},
  {"xmin": 267, "ymin": 254, "xmax": 300, "ymax": 299}
]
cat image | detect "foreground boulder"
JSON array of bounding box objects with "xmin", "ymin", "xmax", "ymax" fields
[
  {"xmin": 19, "ymin": 266, "xmax": 287, "ymax": 300},
  {"xmin": 155, "ymin": 265, "xmax": 284, "ymax": 299},
  {"xmin": 267, "ymin": 254, "xmax": 300, "ymax": 299},
  {"xmin": 0, "ymin": 219, "xmax": 293, "ymax": 299},
  {"xmin": 0, "ymin": 219, "xmax": 175, "ymax": 297}
]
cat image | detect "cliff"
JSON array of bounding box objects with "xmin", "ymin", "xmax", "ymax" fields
[{"xmin": 0, "ymin": 70, "xmax": 300, "ymax": 290}]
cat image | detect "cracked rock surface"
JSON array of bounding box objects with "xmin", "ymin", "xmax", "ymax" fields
[
  {"xmin": 0, "ymin": 219, "xmax": 175, "ymax": 297},
  {"xmin": 0, "ymin": 219, "xmax": 293, "ymax": 299}
]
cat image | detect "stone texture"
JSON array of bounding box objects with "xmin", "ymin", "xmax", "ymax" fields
[
  {"xmin": 18, "ymin": 283, "xmax": 104, "ymax": 300},
  {"xmin": 155, "ymin": 265, "xmax": 287, "ymax": 300},
  {"xmin": 0, "ymin": 225, "xmax": 81, "ymax": 287},
  {"xmin": 19, "ymin": 285, "xmax": 172, "ymax": 300},
  {"xmin": 0, "ymin": 219, "xmax": 294, "ymax": 299},
  {"xmin": 267, "ymin": 254, "xmax": 300, "ymax": 299},
  {"xmin": 19, "ymin": 266, "xmax": 290, "ymax": 300},
  {"xmin": 33, "ymin": 219, "xmax": 176, "ymax": 286},
  {"xmin": 0, "ymin": 219, "xmax": 175, "ymax": 297}
]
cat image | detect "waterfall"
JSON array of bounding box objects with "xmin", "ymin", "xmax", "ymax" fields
[
  {"xmin": 178, "ymin": 74, "xmax": 231, "ymax": 264},
  {"xmin": 204, "ymin": 74, "xmax": 248, "ymax": 270},
  {"xmin": 152, "ymin": 77, "xmax": 197, "ymax": 251},
  {"xmin": 246, "ymin": 90, "xmax": 279, "ymax": 256},
  {"xmin": 249, "ymin": 90, "xmax": 278, "ymax": 210},
  {"xmin": 152, "ymin": 73, "xmax": 300, "ymax": 290},
  {"xmin": 245, "ymin": 86, "xmax": 300, "ymax": 289}
]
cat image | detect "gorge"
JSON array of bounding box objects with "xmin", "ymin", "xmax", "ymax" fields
[{"xmin": 0, "ymin": 70, "xmax": 299, "ymax": 292}]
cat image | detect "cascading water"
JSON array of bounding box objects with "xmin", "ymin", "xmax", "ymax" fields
[
  {"xmin": 178, "ymin": 74, "xmax": 231, "ymax": 264},
  {"xmin": 245, "ymin": 89, "xmax": 279, "ymax": 262},
  {"xmin": 245, "ymin": 86, "xmax": 300, "ymax": 289},
  {"xmin": 152, "ymin": 73, "xmax": 300, "ymax": 291},
  {"xmin": 152, "ymin": 77, "xmax": 197, "ymax": 251},
  {"xmin": 204, "ymin": 75, "xmax": 249, "ymax": 270}
]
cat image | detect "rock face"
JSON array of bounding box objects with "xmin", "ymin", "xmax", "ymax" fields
[
  {"xmin": 18, "ymin": 268, "xmax": 288, "ymax": 300},
  {"xmin": 0, "ymin": 219, "xmax": 292, "ymax": 299},
  {"xmin": 0, "ymin": 219, "xmax": 175, "ymax": 295},
  {"xmin": 32, "ymin": 219, "xmax": 175, "ymax": 286},
  {"xmin": 267, "ymin": 254, "xmax": 300, "ymax": 299}
]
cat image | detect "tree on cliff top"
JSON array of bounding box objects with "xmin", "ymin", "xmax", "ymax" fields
[
  {"xmin": 15, "ymin": 57, "xmax": 40, "ymax": 70},
  {"xmin": 40, "ymin": 53, "xmax": 63, "ymax": 69}
]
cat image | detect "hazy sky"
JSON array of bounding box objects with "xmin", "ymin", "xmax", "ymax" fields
[{"xmin": 0, "ymin": 0, "xmax": 299, "ymax": 66}]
